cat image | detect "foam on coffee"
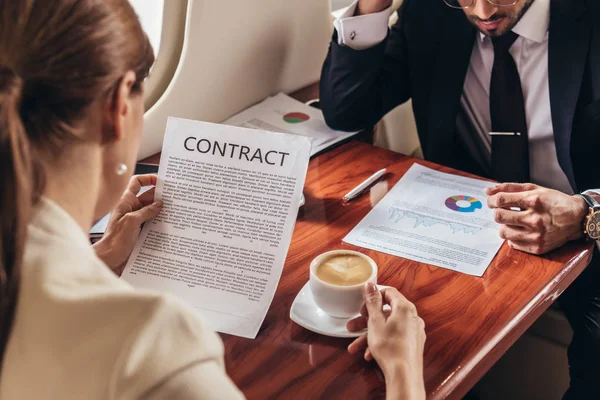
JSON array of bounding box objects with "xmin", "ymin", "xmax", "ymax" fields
[{"xmin": 315, "ymin": 253, "xmax": 372, "ymax": 286}]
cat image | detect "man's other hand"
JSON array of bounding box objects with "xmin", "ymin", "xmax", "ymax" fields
[
  {"xmin": 357, "ymin": 0, "xmax": 393, "ymax": 15},
  {"xmin": 485, "ymin": 183, "xmax": 588, "ymax": 255}
]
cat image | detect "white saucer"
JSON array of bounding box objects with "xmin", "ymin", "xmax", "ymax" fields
[{"xmin": 290, "ymin": 282, "xmax": 390, "ymax": 338}]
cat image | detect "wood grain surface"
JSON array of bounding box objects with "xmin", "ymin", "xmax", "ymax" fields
[
  {"xmin": 218, "ymin": 142, "xmax": 592, "ymax": 400},
  {"xmin": 140, "ymin": 84, "xmax": 593, "ymax": 399}
]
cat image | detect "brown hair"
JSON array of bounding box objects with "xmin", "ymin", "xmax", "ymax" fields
[{"xmin": 0, "ymin": 0, "xmax": 154, "ymax": 363}]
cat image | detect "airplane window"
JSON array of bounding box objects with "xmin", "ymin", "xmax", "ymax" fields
[
  {"xmin": 130, "ymin": 0, "xmax": 164, "ymax": 58},
  {"xmin": 331, "ymin": 0, "xmax": 356, "ymax": 11}
]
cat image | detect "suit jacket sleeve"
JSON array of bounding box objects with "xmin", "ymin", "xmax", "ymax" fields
[{"xmin": 320, "ymin": 1, "xmax": 412, "ymax": 132}]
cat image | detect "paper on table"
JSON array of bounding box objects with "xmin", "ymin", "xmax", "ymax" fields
[
  {"xmin": 224, "ymin": 93, "xmax": 358, "ymax": 156},
  {"xmin": 121, "ymin": 118, "xmax": 312, "ymax": 338},
  {"xmin": 343, "ymin": 164, "xmax": 504, "ymax": 277}
]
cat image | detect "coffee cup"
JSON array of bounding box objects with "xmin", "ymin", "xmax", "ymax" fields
[{"xmin": 309, "ymin": 250, "xmax": 378, "ymax": 319}]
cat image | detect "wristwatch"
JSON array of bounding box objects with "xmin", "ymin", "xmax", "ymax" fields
[{"xmin": 577, "ymin": 193, "xmax": 600, "ymax": 240}]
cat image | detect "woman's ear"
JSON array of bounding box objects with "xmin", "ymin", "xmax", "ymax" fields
[{"xmin": 103, "ymin": 71, "xmax": 137, "ymax": 142}]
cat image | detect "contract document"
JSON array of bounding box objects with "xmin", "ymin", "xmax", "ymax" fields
[
  {"xmin": 121, "ymin": 118, "xmax": 311, "ymax": 338},
  {"xmin": 224, "ymin": 93, "xmax": 357, "ymax": 156},
  {"xmin": 344, "ymin": 164, "xmax": 504, "ymax": 277}
]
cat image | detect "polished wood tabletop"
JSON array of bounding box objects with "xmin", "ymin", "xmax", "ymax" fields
[{"xmin": 141, "ymin": 85, "xmax": 594, "ymax": 399}]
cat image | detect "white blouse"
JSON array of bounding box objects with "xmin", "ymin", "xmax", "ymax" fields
[{"xmin": 0, "ymin": 199, "xmax": 244, "ymax": 400}]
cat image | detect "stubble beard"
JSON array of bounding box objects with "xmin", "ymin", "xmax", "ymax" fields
[{"xmin": 467, "ymin": 0, "xmax": 535, "ymax": 37}]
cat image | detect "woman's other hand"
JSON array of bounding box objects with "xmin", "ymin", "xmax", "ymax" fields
[
  {"xmin": 93, "ymin": 175, "xmax": 162, "ymax": 275},
  {"xmin": 347, "ymin": 284, "xmax": 426, "ymax": 400}
]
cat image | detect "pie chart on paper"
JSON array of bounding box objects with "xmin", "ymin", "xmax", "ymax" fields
[
  {"xmin": 445, "ymin": 195, "xmax": 483, "ymax": 213},
  {"xmin": 283, "ymin": 112, "xmax": 310, "ymax": 124}
]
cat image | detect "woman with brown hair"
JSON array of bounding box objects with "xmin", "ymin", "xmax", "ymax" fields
[
  {"xmin": 0, "ymin": 1, "xmax": 425, "ymax": 399},
  {"xmin": 0, "ymin": 0, "xmax": 244, "ymax": 398}
]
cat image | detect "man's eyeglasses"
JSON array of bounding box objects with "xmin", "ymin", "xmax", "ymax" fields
[{"xmin": 443, "ymin": 0, "xmax": 519, "ymax": 9}]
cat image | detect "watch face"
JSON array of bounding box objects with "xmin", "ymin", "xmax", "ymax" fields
[{"xmin": 588, "ymin": 212, "xmax": 600, "ymax": 240}]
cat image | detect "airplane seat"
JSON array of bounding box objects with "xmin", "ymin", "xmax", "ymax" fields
[
  {"xmin": 474, "ymin": 306, "xmax": 572, "ymax": 400},
  {"xmin": 139, "ymin": 0, "xmax": 333, "ymax": 160}
]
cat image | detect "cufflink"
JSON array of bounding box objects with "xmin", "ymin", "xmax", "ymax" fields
[{"xmin": 350, "ymin": 31, "xmax": 356, "ymax": 40}]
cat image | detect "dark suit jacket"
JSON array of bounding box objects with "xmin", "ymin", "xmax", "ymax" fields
[{"xmin": 320, "ymin": 0, "xmax": 600, "ymax": 192}]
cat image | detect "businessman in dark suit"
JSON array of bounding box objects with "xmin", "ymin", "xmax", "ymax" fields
[{"xmin": 321, "ymin": 0, "xmax": 600, "ymax": 397}]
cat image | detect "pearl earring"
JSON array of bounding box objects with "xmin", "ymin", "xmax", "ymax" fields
[{"xmin": 116, "ymin": 163, "xmax": 128, "ymax": 176}]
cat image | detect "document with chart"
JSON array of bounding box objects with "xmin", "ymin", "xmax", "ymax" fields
[
  {"xmin": 343, "ymin": 164, "xmax": 504, "ymax": 276},
  {"xmin": 224, "ymin": 93, "xmax": 357, "ymax": 156},
  {"xmin": 121, "ymin": 118, "xmax": 311, "ymax": 338}
]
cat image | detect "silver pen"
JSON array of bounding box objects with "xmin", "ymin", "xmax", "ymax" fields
[{"xmin": 343, "ymin": 169, "xmax": 387, "ymax": 202}]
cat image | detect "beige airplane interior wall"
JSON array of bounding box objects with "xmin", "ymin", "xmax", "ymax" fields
[{"xmin": 139, "ymin": 0, "xmax": 333, "ymax": 160}]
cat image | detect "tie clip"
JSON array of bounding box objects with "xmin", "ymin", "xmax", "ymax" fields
[{"xmin": 489, "ymin": 132, "xmax": 521, "ymax": 136}]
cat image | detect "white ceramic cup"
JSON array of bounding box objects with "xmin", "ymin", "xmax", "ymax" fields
[{"xmin": 309, "ymin": 250, "xmax": 378, "ymax": 319}]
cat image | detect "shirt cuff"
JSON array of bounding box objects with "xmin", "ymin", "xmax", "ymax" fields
[
  {"xmin": 584, "ymin": 189, "xmax": 600, "ymax": 196},
  {"xmin": 333, "ymin": 1, "xmax": 392, "ymax": 51}
]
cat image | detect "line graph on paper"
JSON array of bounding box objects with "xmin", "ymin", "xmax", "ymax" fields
[{"xmin": 388, "ymin": 207, "xmax": 482, "ymax": 235}]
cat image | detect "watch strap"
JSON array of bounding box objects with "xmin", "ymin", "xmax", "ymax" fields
[{"xmin": 577, "ymin": 193, "xmax": 600, "ymax": 210}]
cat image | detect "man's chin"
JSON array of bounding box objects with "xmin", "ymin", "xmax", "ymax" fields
[
  {"xmin": 478, "ymin": 27, "xmax": 513, "ymax": 38},
  {"xmin": 479, "ymin": 28, "xmax": 509, "ymax": 38},
  {"xmin": 473, "ymin": 19, "xmax": 512, "ymax": 37}
]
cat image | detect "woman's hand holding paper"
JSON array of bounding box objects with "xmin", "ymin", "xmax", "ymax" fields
[{"xmin": 93, "ymin": 175, "xmax": 163, "ymax": 275}]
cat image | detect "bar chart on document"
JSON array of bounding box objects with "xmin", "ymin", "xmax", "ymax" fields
[{"xmin": 344, "ymin": 164, "xmax": 505, "ymax": 276}]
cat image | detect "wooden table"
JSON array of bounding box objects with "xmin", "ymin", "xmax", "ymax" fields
[
  {"xmin": 215, "ymin": 142, "xmax": 593, "ymax": 400},
  {"xmin": 142, "ymin": 85, "xmax": 593, "ymax": 399}
]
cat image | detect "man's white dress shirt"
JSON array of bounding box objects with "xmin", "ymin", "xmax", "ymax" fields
[{"xmin": 334, "ymin": 0, "xmax": 575, "ymax": 194}]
